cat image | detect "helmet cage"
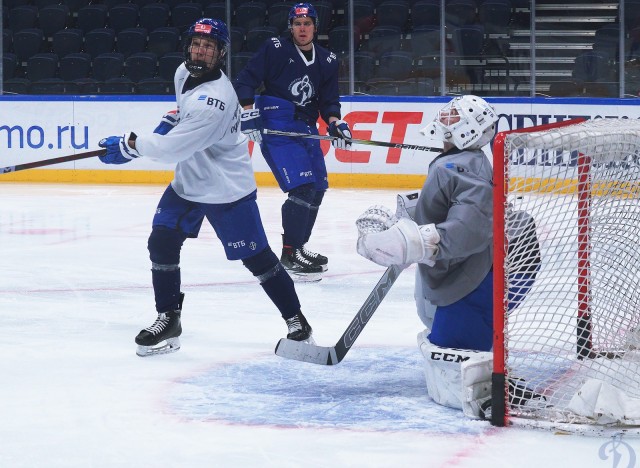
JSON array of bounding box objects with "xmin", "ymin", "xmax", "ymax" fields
[
  {"xmin": 184, "ymin": 18, "xmax": 230, "ymax": 77},
  {"xmin": 421, "ymin": 95, "xmax": 498, "ymax": 150}
]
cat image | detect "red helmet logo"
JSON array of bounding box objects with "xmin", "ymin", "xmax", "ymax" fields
[
  {"xmin": 295, "ymin": 7, "xmax": 309, "ymax": 15},
  {"xmin": 194, "ymin": 23, "xmax": 212, "ymax": 33}
]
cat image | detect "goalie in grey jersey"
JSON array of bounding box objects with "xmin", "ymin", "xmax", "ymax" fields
[
  {"xmin": 356, "ymin": 95, "xmax": 541, "ymax": 418},
  {"xmin": 97, "ymin": 18, "xmax": 313, "ymax": 357}
]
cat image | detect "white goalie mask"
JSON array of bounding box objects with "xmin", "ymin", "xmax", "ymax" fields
[{"xmin": 421, "ymin": 95, "xmax": 498, "ymax": 150}]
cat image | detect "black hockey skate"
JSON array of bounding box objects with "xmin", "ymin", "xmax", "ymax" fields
[
  {"xmin": 135, "ymin": 293, "xmax": 184, "ymax": 357},
  {"xmin": 300, "ymin": 245, "xmax": 328, "ymax": 272},
  {"xmin": 281, "ymin": 246, "xmax": 323, "ymax": 282},
  {"xmin": 284, "ymin": 312, "xmax": 314, "ymax": 342}
]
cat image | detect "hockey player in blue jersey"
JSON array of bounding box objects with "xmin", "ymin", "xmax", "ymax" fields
[
  {"xmin": 234, "ymin": 2, "xmax": 352, "ymax": 283},
  {"xmin": 97, "ymin": 18, "xmax": 313, "ymax": 356}
]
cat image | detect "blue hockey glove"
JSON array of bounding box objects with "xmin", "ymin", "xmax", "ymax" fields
[
  {"xmin": 98, "ymin": 132, "xmax": 141, "ymax": 165},
  {"xmin": 153, "ymin": 109, "xmax": 180, "ymax": 135},
  {"xmin": 328, "ymin": 119, "xmax": 352, "ymax": 149},
  {"xmin": 240, "ymin": 108, "xmax": 263, "ymax": 143}
]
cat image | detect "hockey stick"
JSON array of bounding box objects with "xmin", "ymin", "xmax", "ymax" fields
[
  {"xmin": 263, "ymin": 129, "xmax": 441, "ymax": 153},
  {"xmin": 1, "ymin": 149, "xmax": 106, "ymax": 174},
  {"xmin": 274, "ymin": 264, "xmax": 404, "ymax": 365}
]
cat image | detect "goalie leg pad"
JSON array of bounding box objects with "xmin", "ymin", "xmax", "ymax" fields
[{"xmin": 417, "ymin": 330, "xmax": 492, "ymax": 419}]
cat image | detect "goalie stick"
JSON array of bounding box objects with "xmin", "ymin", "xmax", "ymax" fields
[
  {"xmin": 274, "ymin": 264, "xmax": 403, "ymax": 365},
  {"xmin": 263, "ymin": 129, "xmax": 441, "ymax": 153},
  {"xmin": 1, "ymin": 149, "xmax": 106, "ymax": 174}
]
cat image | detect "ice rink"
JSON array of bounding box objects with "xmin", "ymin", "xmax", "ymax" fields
[{"xmin": 0, "ymin": 183, "xmax": 636, "ymax": 468}]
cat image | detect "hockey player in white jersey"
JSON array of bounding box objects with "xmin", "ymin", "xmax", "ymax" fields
[
  {"xmin": 97, "ymin": 18, "xmax": 312, "ymax": 357},
  {"xmin": 356, "ymin": 96, "xmax": 541, "ymax": 418}
]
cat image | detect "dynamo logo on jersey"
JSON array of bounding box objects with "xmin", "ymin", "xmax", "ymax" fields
[{"xmin": 289, "ymin": 75, "xmax": 314, "ymax": 106}]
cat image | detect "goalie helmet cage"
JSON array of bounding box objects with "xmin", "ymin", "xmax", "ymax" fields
[{"xmin": 491, "ymin": 117, "xmax": 640, "ymax": 435}]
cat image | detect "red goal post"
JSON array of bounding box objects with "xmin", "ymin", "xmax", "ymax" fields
[{"xmin": 491, "ymin": 118, "xmax": 640, "ymax": 434}]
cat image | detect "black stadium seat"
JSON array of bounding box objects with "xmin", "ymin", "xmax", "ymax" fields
[
  {"xmin": 108, "ymin": 3, "xmax": 139, "ymax": 33},
  {"xmin": 8, "ymin": 5, "xmax": 38, "ymax": 32},
  {"xmin": 148, "ymin": 27, "xmax": 181, "ymax": 57},
  {"xmin": 411, "ymin": 0, "xmax": 440, "ymax": 28},
  {"xmin": 171, "ymin": 3, "xmax": 203, "ymax": 32},
  {"xmin": 38, "ymin": 5, "xmax": 71, "ymax": 38},
  {"xmin": 59, "ymin": 52, "xmax": 92, "ymax": 81},
  {"xmin": 52, "ymin": 28, "xmax": 84, "ymax": 57},
  {"xmin": 125, "ymin": 52, "xmax": 158, "ymax": 82},
  {"xmin": 3, "ymin": 53, "xmax": 18, "ymax": 80},
  {"xmin": 116, "ymin": 27, "xmax": 148, "ymax": 58},
  {"xmin": 375, "ymin": 50, "xmax": 413, "ymax": 80},
  {"xmin": 76, "ymin": 4, "xmax": 109, "ymax": 34},
  {"xmin": 84, "ymin": 28, "xmax": 116, "ymax": 59},
  {"xmin": 375, "ymin": 0, "xmax": 409, "ymax": 29},
  {"xmin": 245, "ymin": 26, "xmax": 278, "ymax": 52},
  {"xmin": 13, "ymin": 28, "xmax": 45, "ymax": 63},
  {"xmin": 267, "ymin": 2, "xmax": 291, "ymax": 33},
  {"xmin": 139, "ymin": 2, "xmax": 170, "ymax": 31},
  {"xmin": 158, "ymin": 52, "xmax": 184, "ymax": 81},
  {"xmin": 26, "ymin": 53, "xmax": 59, "ymax": 82},
  {"xmin": 93, "ymin": 52, "xmax": 125, "ymax": 81},
  {"xmin": 365, "ymin": 26, "xmax": 402, "ymax": 57},
  {"xmin": 234, "ymin": 2, "xmax": 267, "ymax": 32}
]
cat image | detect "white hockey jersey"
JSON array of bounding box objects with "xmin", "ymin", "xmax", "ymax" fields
[{"xmin": 135, "ymin": 64, "xmax": 257, "ymax": 204}]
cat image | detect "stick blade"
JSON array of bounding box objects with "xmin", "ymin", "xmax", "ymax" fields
[{"xmin": 275, "ymin": 338, "xmax": 340, "ymax": 365}]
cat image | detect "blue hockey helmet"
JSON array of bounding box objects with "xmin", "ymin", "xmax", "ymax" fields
[
  {"xmin": 184, "ymin": 18, "xmax": 230, "ymax": 77},
  {"xmin": 288, "ymin": 3, "xmax": 318, "ymax": 27}
]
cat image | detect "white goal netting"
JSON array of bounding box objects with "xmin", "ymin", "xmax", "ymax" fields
[{"xmin": 495, "ymin": 118, "xmax": 640, "ymax": 433}]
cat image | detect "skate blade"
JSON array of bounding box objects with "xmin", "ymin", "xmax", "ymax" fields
[
  {"xmin": 289, "ymin": 272, "xmax": 323, "ymax": 283},
  {"xmin": 136, "ymin": 337, "xmax": 181, "ymax": 357}
]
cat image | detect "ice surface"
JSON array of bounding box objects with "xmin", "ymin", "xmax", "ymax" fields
[{"xmin": 0, "ymin": 183, "xmax": 635, "ymax": 467}]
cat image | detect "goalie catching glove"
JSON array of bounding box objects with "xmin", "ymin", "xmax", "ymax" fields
[{"xmin": 356, "ymin": 205, "xmax": 440, "ymax": 267}]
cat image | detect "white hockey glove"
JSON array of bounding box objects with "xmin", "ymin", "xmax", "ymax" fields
[
  {"xmin": 356, "ymin": 217, "xmax": 440, "ymax": 267},
  {"xmin": 356, "ymin": 205, "xmax": 398, "ymax": 235},
  {"xmin": 241, "ymin": 108, "xmax": 263, "ymax": 143}
]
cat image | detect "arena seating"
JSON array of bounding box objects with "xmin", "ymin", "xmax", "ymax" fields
[{"xmin": 0, "ymin": 0, "xmax": 627, "ymax": 96}]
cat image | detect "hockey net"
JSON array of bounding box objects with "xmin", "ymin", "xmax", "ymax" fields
[{"xmin": 492, "ymin": 118, "xmax": 640, "ymax": 434}]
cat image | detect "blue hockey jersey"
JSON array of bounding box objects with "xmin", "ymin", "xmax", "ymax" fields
[{"xmin": 234, "ymin": 35, "xmax": 341, "ymax": 125}]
